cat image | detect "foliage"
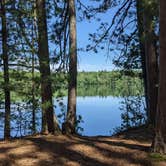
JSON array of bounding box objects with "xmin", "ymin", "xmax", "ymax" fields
[
  {"xmin": 56, "ymin": 98, "xmax": 84, "ymax": 135},
  {"xmin": 0, "ymin": 70, "xmax": 143, "ymax": 100},
  {"xmin": 0, "ymin": 0, "xmax": 154, "ymax": 138},
  {"xmin": 113, "ymin": 91, "xmax": 146, "ymax": 135},
  {"xmin": 119, "ymin": 96, "xmax": 146, "ymax": 130},
  {"xmin": 0, "ymin": 69, "xmax": 143, "ymax": 137},
  {"xmin": 149, "ymin": 153, "xmax": 166, "ymax": 162}
]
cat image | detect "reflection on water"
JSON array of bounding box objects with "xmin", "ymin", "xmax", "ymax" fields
[
  {"xmin": 0, "ymin": 84, "xmax": 145, "ymax": 138},
  {"xmin": 78, "ymin": 82, "xmax": 143, "ymax": 97},
  {"xmin": 78, "ymin": 97, "xmax": 123, "ymax": 136},
  {"xmin": 0, "ymin": 96, "xmax": 123, "ymax": 138},
  {"xmin": 0, "ymin": 102, "xmax": 42, "ymax": 138},
  {"xmin": 55, "ymin": 96, "xmax": 123, "ymax": 136}
]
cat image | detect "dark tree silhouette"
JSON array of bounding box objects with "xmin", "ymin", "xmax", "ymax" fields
[
  {"xmin": 153, "ymin": 0, "xmax": 166, "ymax": 154},
  {"xmin": 1, "ymin": 0, "xmax": 11, "ymax": 140},
  {"xmin": 36, "ymin": 0, "xmax": 60, "ymax": 134},
  {"xmin": 64, "ymin": 0, "xmax": 77, "ymax": 134}
]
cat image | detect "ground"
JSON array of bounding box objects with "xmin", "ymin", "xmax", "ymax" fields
[{"xmin": 0, "ymin": 127, "xmax": 166, "ymax": 166}]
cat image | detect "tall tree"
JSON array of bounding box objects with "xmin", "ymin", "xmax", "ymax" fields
[
  {"xmin": 31, "ymin": 7, "xmax": 37, "ymax": 134},
  {"xmin": 1, "ymin": 0, "xmax": 11, "ymax": 140},
  {"xmin": 36, "ymin": 0, "xmax": 59, "ymax": 134},
  {"xmin": 143, "ymin": 0, "xmax": 158, "ymax": 126},
  {"xmin": 64, "ymin": 0, "xmax": 77, "ymax": 134},
  {"xmin": 136, "ymin": 0, "xmax": 148, "ymax": 116},
  {"xmin": 153, "ymin": 0, "xmax": 166, "ymax": 154},
  {"xmin": 136, "ymin": 0, "xmax": 158, "ymax": 126}
]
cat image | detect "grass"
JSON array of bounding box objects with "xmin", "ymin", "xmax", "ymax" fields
[{"xmin": 149, "ymin": 153, "xmax": 166, "ymax": 161}]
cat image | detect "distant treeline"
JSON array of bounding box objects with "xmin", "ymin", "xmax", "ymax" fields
[
  {"xmin": 53, "ymin": 70, "xmax": 143, "ymax": 97},
  {"xmin": 0, "ymin": 70, "xmax": 143, "ymax": 100}
]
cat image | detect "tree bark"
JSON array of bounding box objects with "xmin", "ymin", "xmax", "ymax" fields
[
  {"xmin": 136, "ymin": 0, "xmax": 149, "ymax": 118},
  {"xmin": 1, "ymin": 0, "xmax": 11, "ymax": 140},
  {"xmin": 143, "ymin": 6, "xmax": 158, "ymax": 126},
  {"xmin": 36, "ymin": 0, "xmax": 60, "ymax": 134},
  {"xmin": 136, "ymin": 0, "xmax": 158, "ymax": 126},
  {"xmin": 31, "ymin": 23, "xmax": 36, "ymax": 134},
  {"xmin": 153, "ymin": 0, "xmax": 166, "ymax": 154},
  {"xmin": 64, "ymin": 0, "xmax": 77, "ymax": 134},
  {"xmin": 144, "ymin": 31, "xmax": 158, "ymax": 126}
]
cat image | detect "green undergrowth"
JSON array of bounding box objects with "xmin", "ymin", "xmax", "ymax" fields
[{"xmin": 149, "ymin": 153, "xmax": 166, "ymax": 162}]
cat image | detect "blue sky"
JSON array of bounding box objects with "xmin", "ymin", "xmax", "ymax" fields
[
  {"xmin": 76, "ymin": 2, "xmax": 116, "ymax": 72},
  {"xmin": 76, "ymin": 0, "xmax": 136, "ymax": 72}
]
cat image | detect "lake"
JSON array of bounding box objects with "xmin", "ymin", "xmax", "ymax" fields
[
  {"xmin": 0, "ymin": 85, "xmax": 145, "ymax": 139},
  {"xmin": 55, "ymin": 96, "xmax": 123, "ymax": 136}
]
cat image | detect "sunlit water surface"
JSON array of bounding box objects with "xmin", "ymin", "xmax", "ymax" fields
[{"xmin": 0, "ymin": 96, "xmax": 123, "ymax": 138}]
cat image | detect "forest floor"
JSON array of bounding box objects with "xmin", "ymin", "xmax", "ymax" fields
[{"xmin": 0, "ymin": 126, "xmax": 166, "ymax": 166}]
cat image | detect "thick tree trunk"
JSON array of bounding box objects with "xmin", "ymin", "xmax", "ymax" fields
[
  {"xmin": 153, "ymin": 0, "xmax": 166, "ymax": 154},
  {"xmin": 136, "ymin": 0, "xmax": 158, "ymax": 126},
  {"xmin": 144, "ymin": 32, "xmax": 158, "ymax": 126},
  {"xmin": 64, "ymin": 0, "xmax": 77, "ymax": 134},
  {"xmin": 1, "ymin": 0, "xmax": 11, "ymax": 140},
  {"xmin": 36, "ymin": 0, "xmax": 60, "ymax": 134},
  {"xmin": 136, "ymin": 0, "xmax": 149, "ymax": 118},
  {"xmin": 144, "ymin": 12, "xmax": 158, "ymax": 126}
]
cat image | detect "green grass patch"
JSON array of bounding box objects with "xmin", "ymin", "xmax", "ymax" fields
[{"xmin": 149, "ymin": 153, "xmax": 166, "ymax": 162}]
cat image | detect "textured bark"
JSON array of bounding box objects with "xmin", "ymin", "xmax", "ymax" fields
[
  {"xmin": 136, "ymin": 0, "xmax": 158, "ymax": 126},
  {"xmin": 136, "ymin": 0, "xmax": 149, "ymax": 117},
  {"xmin": 36, "ymin": 0, "xmax": 60, "ymax": 134},
  {"xmin": 144, "ymin": 32, "xmax": 158, "ymax": 126},
  {"xmin": 153, "ymin": 0, "xmax": 166, "ymax": 154},
  {"xmin": 144, "ymin": 9, "xmax": 158, "ymax": 126},
  {"xmin": 65, "ymin": 0, "xmax": 77, "ymax": 134},
  {"xmin": 1, "ymin": 0, "xmax": 11, "ymax": 140}
]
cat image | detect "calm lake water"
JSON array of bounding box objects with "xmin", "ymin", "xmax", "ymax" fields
[
  {"xmin": 55, "ymin": 96, "xmax": 123, "ymax": 136},
  {"xmin": 0, "ymin": 96, "xmax": 124, "ymax": 138},
  {"xmin": 0, "ymin": 84, "xmax": 145, "ymax": 139}
]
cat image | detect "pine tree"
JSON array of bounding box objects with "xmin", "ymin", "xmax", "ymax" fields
[
  {"xmin": 1, "ymin": 0, "xmax": 11, "ymax": 140},
  {"xmin": 64, "ymin": 0, "xmax": 77, "ymax": 134},
  {"xmin": 153, "ymin": 0, "xmax": 166, "ymax": 154}
]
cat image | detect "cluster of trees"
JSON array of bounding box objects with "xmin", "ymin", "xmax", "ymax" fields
[
  {"xmin": 77, "ymin": 71, "xmax": 143, "ymax": 97},
  {"xmin": 0, "ymin": 70, "xmax": 143, "ymax": 98},
  {"xmin": 84, "ymin": 0, "xmax": 165, "ymax": 153},
  {"xmin": 0, "ymin": 0, "xmax": 77, "ymax": 138},
  {"xmin": 0, "ymin": 0, "xmax": 166, "ymax": 154},
  {"xmin": 77, "ymin": 70, "xmax": 141, "ymax": 85},
  {"xmin": 52, "ymin": 70, "xmax": 143, "ymax": 97}
]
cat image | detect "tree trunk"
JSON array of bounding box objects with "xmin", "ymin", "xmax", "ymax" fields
[
  {"xmin": 136, "ymin": 0, "xmax": 149, "ymax": 119},
  {"xmin": 64, "ymin": 0, "xmax": 77, "ymax": 134},
  {"xmin": 31, "ymin": 30, "xmax": 36, "ymax": 134},
  {"xmin": 144, "ymin": 9, "xmax": 158, "ymax": 126},
  {"xmin": 1, "ymin": 0, "xmax": 11, "ymax": 140},
  {"xmin": 153, "ymin": 0, "xmax": 166, "ymax": 154},
  {"xmin": 36, "ymin": 0, "xmax": 60, "ymax": 134},
  {"xmin": 136, "ymin": 0, "xmax": 158, "ymax": 126},
  {"xmin": 144, "ymin": 31, "xmax": 158, "ymax": 126},
  {"xmin": 31, "ymin": 6, "xmax": 36, "ymax": 134}
]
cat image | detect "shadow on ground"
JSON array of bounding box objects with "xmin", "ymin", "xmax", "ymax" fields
[{"xmin": 0, "ymin": 132, "xmax": 154, "ymax": 166}]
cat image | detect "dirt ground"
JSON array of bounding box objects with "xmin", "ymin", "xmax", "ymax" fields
[{"xmin": 0, "ymin": 127, "xmax": 166, "ymax": 166}]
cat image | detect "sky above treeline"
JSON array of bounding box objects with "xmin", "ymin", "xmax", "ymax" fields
[
  {"xmin": 76, "ymin": 0, "xmax": 136, "ymax": 72},
  {"xmin": 77, "ymin": 1, "xmax": 116, "ymax": 72}
]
